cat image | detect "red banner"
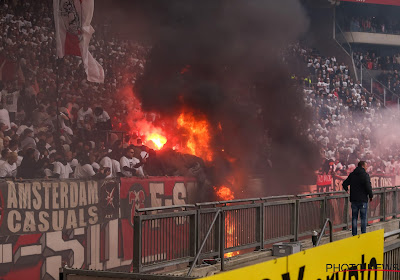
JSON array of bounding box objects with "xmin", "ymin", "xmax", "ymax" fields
[
  {"xmin": 331, "ymin": 174, "xmax": 395, "ymax": 191},
  {"xmin": 0, "ymin": 177, "xmax": 197, "ymax": 280},
  {"xmin": 317, "ymin": 174, "xmax": 332, "ymax": 187},
  {"xmin": 119, "ymin": 177, "xmax": 197, "ymax": 261},
  {"xmin": 315, "ymin": 173, "xmax": 396, "ymax": 193},
  {"xmin": 340, "ymin": 0, "xmax": 400, "ymax": 6}
]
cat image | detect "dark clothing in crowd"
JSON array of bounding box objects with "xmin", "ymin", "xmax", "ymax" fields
[
  {"xmin": 342, "ymin": 166, "xmax": 373, "ymax": 203},
  {"xmin": 17, "ymin": 157, "xmax": 40, "ymax": 179}
]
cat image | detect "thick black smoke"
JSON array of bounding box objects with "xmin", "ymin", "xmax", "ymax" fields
[{"xmin": 99, "ymin": 0, "xmax": 321, "ymax": 196}]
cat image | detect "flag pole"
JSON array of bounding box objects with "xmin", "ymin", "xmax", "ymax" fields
[
  {"xmin": 53, "ymin": 0, "xmax": 62, "ymax": 150},
  {"xmin": 55, "ymin": 56, "xmax": 62, "ymax": 150}
]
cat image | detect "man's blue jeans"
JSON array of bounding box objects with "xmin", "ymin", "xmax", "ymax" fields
[{"xmin": 351, "ymin": 202, "xmax": 368, "ymax": 236}]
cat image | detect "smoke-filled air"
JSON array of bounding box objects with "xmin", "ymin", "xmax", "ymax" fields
[{"xmin": 97, "ymin": 0, "xmax": 322, "ymax": 198}]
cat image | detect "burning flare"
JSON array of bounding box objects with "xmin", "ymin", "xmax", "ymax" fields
[
  {"xmin": 117, "ymin": 87, "xmax": 168, "ymax": 150},
  {"xmin": 135, "ymin": 119, "xmax": 168, "ymax": 150},
  {"xmin": 177, "ymin": 112, "xmax": 213, "ymax": 161},
  {"xmin": 145, "ymin": 133, "xmax": 167, "ymax": 150}
]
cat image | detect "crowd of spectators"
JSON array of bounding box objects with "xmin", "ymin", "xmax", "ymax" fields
[
  {"xmin": 351, "ymin": 51, "xmax": 400, "ymax": 103},
  {"xmin": 293, "ymin": 45, "xmax": 400, "ymax": 176},
  {"xmin": 3, "ymin": 0, "xmax": 400, "ymax": 182},
  {"xmin": 347, "ymin": 16, "xmax": 400, "ymax": 35},
  {"xmin": 0, "ymin": 0, "xmax": 205, "ymax": 180},
  {"xmin": 353, "ymin": 51, "xmax": 400, "ymax": 71}
]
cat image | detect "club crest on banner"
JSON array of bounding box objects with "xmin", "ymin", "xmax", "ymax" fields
[
  {"xmin": 128, "ymin": 183, "xmax": 147, "ymax": 226},
  {"xmin": 59, "ymin": 0, "xmax": 82, "ymax": 40}
]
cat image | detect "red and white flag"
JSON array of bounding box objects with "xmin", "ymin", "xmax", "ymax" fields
[{"xmin": 53, "ymin": 0, "xmax": 105, "ymax": 83}]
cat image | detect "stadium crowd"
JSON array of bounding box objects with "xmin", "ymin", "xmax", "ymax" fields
[
  {"xmin": 347, "ymin": 16, "xmax": 400, "ymax": 35},
  {"xmin": 2, "ymin": 0, "xmax": 400, "ymax": 181},
  {"xmin": 0, "ymin": 0, "xmax": 184, "ymax": 180},
  {"xmin": 293, "ymin": 45, "xmax": 400, "ymax": 176},
  {"xmin": 351, "ymin": 51, "xmax": 400, "ymax": 100},
  {"xmin": 352, "ymin": 51, "xmax": 400, "ymax": 71}
]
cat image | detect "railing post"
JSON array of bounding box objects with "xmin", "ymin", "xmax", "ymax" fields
[
  {"xmin": 219, "ymin": 211, "xmax": 225, "ymax": 271},
  {"xmin": 294, "ymin": 199, "xmax": 300, "ymax": 241},
  {"xmin": 189, "ymin": 212, "xmax": 197, "ymax": 259},
  {"xmin": 196, "ymin": 209, "xmax": 201, "ymax": 265},
  {"xmin": 384, "ymin": 88, "xmax": 386, "ymax": 107},
  {"xmin": 371, "ymin": 78, "xmax": 373, "ymax": 98},
  {"xmin": 132, "ymin": 215, "xmax": 142, "ymax": 273},
  {"xmin": 395, "ymin": 187, "xmax": 399, "ymax": 218},
  {"xmin": 214, "ymin": 210, "xmax": 221, "ymax": 257},
  {"xmin": 381, "ymin": 189, "xmax": 386, "ymax": 222},
  {"xmin": 344, "ymin": 195, "xmax": 349, "ymax": 230},
  {"xmin": 398, "ymin": 97, "xmax": 400, "ymax": 111},
  {"xmin": 322, "ymin": 197, "xmax": 328, "ymax": 229},
  {"xmin": 255, "ymin": 203, "xmax": 264, "ymax": 250}
]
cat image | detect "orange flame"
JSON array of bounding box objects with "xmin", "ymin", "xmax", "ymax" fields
[
  {"xmin": 116, "ymin": 86, "xmax": 168, "ymax": 151},
  {"xmin": 145, "ymin": 133, "xmax": 167, "ymax": 150},
  {"xmin": 214, "ymin": 186, "xmax": 240, "ymax": 258},
  {"xmin": 135, "ymin": 120, "xmax": 168, "ymax": 150},
  {"xmin": 214, "ymin": 186, "xmax": 235, "ymax": 201},
  {"xmin": 177, "ymin": 112, "xmax": 213, "ymax": 161}
]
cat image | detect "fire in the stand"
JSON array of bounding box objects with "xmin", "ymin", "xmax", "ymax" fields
[
  {"xmin": 135, "ymin": 119, "xmax": 167, "ymax": 150},
  {"xmin": 214, "ymin": 185, "xmax": 240, "ymax": 258},
  {"xmin": 144, "ymin": 133, "xmax": 167, "ymax": 150},
  {"xmin": 177, "ymin": 112, "xmax": 213, "ymax": 161}
]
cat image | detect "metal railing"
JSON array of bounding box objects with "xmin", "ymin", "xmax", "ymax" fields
[
  {"xmin": 383, "ymin": 229, "xmax": 400, "ymax": 280},
  {"xmin": 335, "ymin": 21, "xmax": 400, "ymax": 108},
  {"xmin": 59, "ymin": 267, "xmax": 196, "ymax": 280},
  {"xmin": 132, "ymin": 187, "xmax": 400, "ymax": 273},
  {"xmin": 316, "ymin": 218, "xmax": 333, "ymax": 246}
]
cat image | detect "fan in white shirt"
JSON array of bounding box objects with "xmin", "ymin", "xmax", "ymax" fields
[
  {"xmin": 53, "ymin": 157, "xmax": 73, "ymax": 179},
  {"xmin": 120, "ymin": 148, "xmax": 142, "ymax": 177},
  {"xmin": 74, "ymin": 163, "xmax": 96, "ymax": 179},
  {"xmin": 77, "ymin": 105, "xmax": 93, "ymax": 129},
  {"xmin": 0, "ymin": 149, "xmax": 9, "ymax": 166},
  {"xmin": 75, "ymin": 153, "xmax": 111, "ymax": 179},
  {"xmin": 99, "ymin": 148, "xmax": 114, "ymax": 178},
  {"xmin": 0, "ymin": 152, "xmax": 18, "ymax": 178}
]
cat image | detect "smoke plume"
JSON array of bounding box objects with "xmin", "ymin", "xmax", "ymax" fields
[{"xmin": 100, "ymin": 0, "xmax": 322, "ymax": 196}]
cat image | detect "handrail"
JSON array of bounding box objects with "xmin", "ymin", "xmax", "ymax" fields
[
  {"xmin": 136, "ymin": 186, "xmax": 397, "ymax": 212},
  {"xmin": 333, "ymin": 22, "xmax": 392, "ymax": 105},
  {"xmin": 218, "ymin": 198, "xmax": 263, "ymax": 204},
  {"xmin": 384, "ymin": 229, "xmax": 400, "ymax": 239},
  {"xmin": 261, "ymin": 195, "xmax": 295, "ymax": 200},
  {"xmin": 187, "ymin": 210, "xmax": 221, "ymax": 276},
  {"xmin": 196, "ymin": 198, "xmax": 263, "ymax": 207},
  {"xmin": 60, "ymin": 267, "xmax": 196, "ymax": 280},
  {"xmin": 335, "ymin": 23, "xmax": 353, "ymax": 56},
  {"xmin": 359, "ymin": 63, "xmax": 399, "ymax": 99},
  {"xmin": 297, "ymin": 191, "xmax": 346, "ymax": 197},
  {"xmin": 336, "ymin": 22, "xmax": 400, "ymax": 104},
  {"xmin": 136, "ymin": 204, "xmax": 196, "ymax": 213},
  {"xmin": 316, "ymin": 218, "xmax": 333, "ymax": 246}
]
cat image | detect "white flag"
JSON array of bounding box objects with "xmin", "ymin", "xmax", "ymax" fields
[{"xmin": 53, "ymin": 0, "xmax": 105, "ymax": 83}]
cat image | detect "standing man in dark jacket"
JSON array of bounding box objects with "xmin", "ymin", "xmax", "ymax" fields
[{"xmin": 343, "ymin": 161, "xmax": 373, "ymax": 236}]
